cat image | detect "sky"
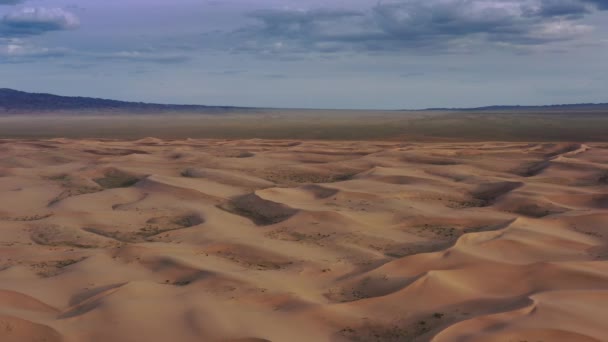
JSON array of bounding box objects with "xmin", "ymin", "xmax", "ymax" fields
[{"xmin": 1, "ymin": 0, "xmax": 607, "ymax": 109}]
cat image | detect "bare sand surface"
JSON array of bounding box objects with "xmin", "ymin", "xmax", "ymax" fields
[{"xmin": 1, "ymin": 138, "xmax": 607, "ymax": 341}]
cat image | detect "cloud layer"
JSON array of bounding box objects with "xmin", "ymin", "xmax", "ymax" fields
[
  {"xmin": 237, "ymin": 0, "xmax": 606, "ymax": 54},
  {"xmin": 1, "ymin": 7, "xmax": 79, "ymax": 36}
]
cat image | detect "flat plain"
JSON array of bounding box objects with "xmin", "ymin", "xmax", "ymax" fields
[
  {"xmin": 1, "ymin": 108, "xmax": 608, "ymax": 141},
  {"xmin": 1, "ymin": 136, "xmax": 608, "ymax": 341}
]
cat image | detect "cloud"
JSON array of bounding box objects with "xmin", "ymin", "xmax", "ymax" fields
[
  {"xmin": 370, "ymin": 0, "xmax": 593, "ymax": 45},
  {"xmin": 0, "ymin": 39, "xmax": 191, "ymax": 65},
  {"xmin": 0, "ymin": 40, "xmax": 69, "ymax": 63},
  {"xmin": 583, "ymin": 0, "xmax": 608, "ymax": 9},
  {"xmin": 1, "ymin": 8, "xmax": 80, "ymax": 36},
  {"xmin": 206, "ymin": 69, "xmax": 247, "ymax": 76},
  {"xmin": 1, "ymin": 45, "xmax": 65, "ymax": 57},
  {"xmin": 537, "ymin": 0, "xmax": 592, "ymax": 17},
  {"xmin": 231, "ymin": 8, "xmax": 375, "ymax": 56},
  {"xmin": 249, "ymin": 8, "xmax": 365, "ymax": 39},
  {"xmin": 236, "ymin": 0, "xmax": 605, "ymax": 55},
  {"xmin": 93, "ymin": 51, "xmax": 191, "ymax": 64},
  {"xmin": 0, "ymin": 0, "xmax": 25, "ymax": 5}
]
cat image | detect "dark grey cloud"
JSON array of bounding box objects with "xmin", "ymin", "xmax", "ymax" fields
[
  {"xmin": 373, "ymin": 2, "xmax": 521, "ymax": 40},
  {"xmin": 1, "ymin": 8, "xmax": 79, "ymax": 36},
  {"xmin": 237, "ymin": 0, "xmax": 604, "ymax": 55},
  {"xmin": 0, "ymin": 0, "xmax": 25, "ymax": 5},
  {"xmin": 249, "ymin": 8, "xmax": 364, "ymax": 39},
  {"xmin": 583, "ymin": 0, "xmax": 608, "ymax": 9},
  {"xmin": 368, "ymin": 0, "xmax": 594, "ymax": 46},
  {"xmin": 537, "ymin": 0, "xmax": 592, "ymax": 17}
]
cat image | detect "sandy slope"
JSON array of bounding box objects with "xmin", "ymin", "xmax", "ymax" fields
[{"xmin": 0, "ymin": 139, "xmax": 607, "ymax": 342}]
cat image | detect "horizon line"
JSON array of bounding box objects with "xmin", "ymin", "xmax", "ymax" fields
[{"xmin": 1, "ymin": 87, "xmax": 607, "ymax": 112}]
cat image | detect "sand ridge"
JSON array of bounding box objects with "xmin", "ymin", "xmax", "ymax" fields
[{"xmin": 0, "ymin": 139, "xmax": 607, "ymax": 341}]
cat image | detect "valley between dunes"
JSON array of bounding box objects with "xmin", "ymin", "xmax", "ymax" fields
[{"xmin": 1, "ymin": 138, "xmax": 608, "ymax": 342}]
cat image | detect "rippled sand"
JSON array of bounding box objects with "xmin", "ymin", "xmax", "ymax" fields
[{"xmin": 1, "ymin": 138, "xmax": 607, "ymax": 342}]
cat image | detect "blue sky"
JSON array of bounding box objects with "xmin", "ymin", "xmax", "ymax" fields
[{"xmin": 1, "ymin": 0, "xmax": 607, "ymax": 109}]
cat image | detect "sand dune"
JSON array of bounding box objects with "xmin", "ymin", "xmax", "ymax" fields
[{"xmin": 0, "ymin": 139, "xmax": 607, "ymax": 341}]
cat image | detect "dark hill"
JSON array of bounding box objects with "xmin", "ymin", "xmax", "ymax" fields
[
  {"xmin": 425, "ymin": 103, "xmax": 608, "ymax": 112},
  {"xmin": 0, "ymin": 88, "xmax": 246, "ymax": 113}
]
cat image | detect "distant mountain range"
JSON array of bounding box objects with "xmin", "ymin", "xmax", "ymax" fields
[
  {"xmin": 425, "ymin": 103, "xmax": 608, "ymax": 111},
  {"xmin": 0, "ymin": 88, "xmax": 246, "ymax": 114},
  {"xmin": 1, "ymin": 88, "xmax": 607, "ymax": 113}
]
